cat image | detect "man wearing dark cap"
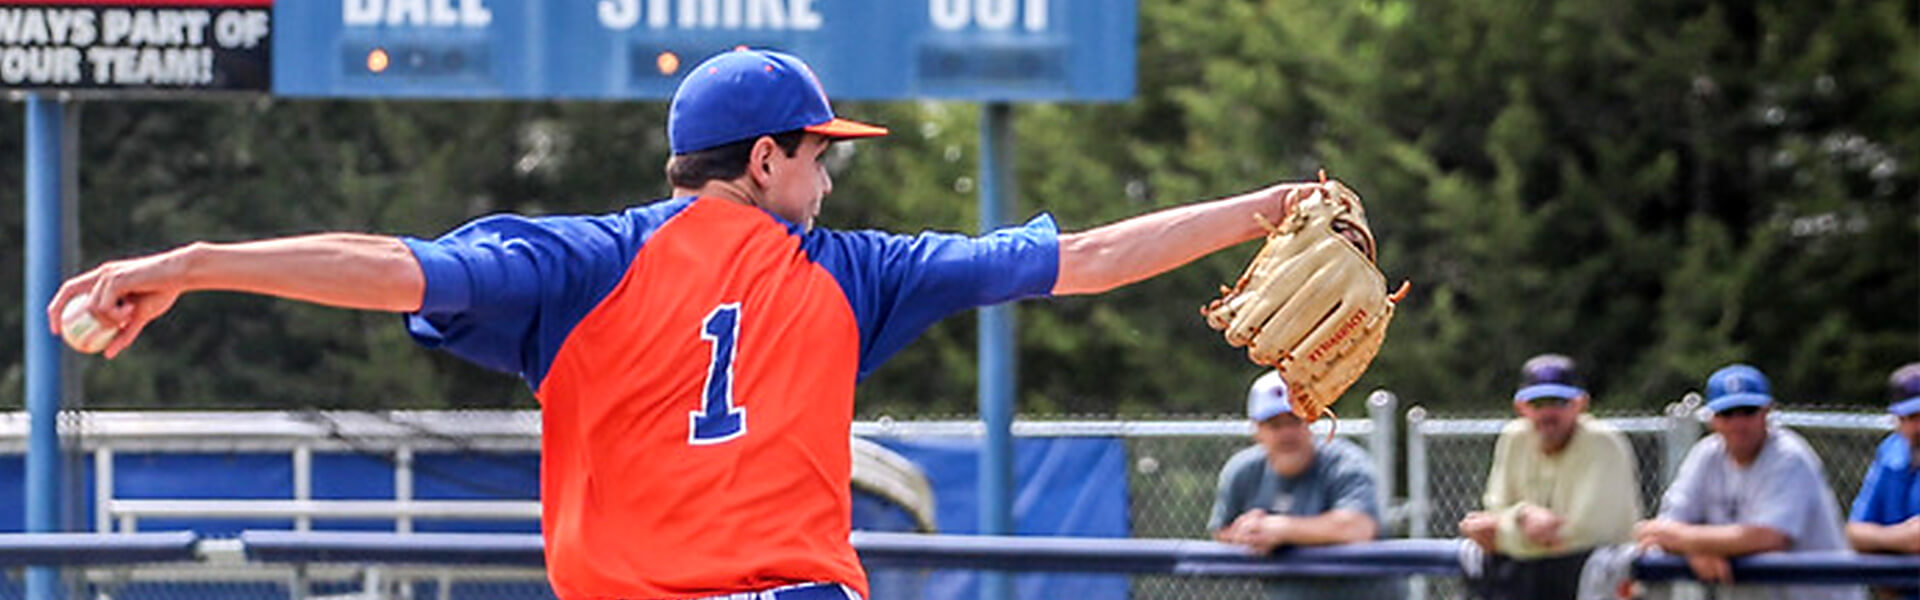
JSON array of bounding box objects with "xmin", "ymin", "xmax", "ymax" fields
[
  {"xmin": 1458, "ymin": 354, "xmax": 1640, "ymax": 600},
  {"xmin": 1211, "ymin": 371, "xmax": 1401, "ymax": 600},
  {"xmin": 1635, "ymin": 364, "xmax": 1861, "ymax": 600},
  {"xmin": 47, "ymin": 47, "xmax": 1364, "ymax": 600},
  {"xmin": 1846, "ymin": 363, "xmax": 1920, "ymax": 597}
]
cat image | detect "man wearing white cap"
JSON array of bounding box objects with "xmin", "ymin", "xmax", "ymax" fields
[
  {"xmin": 1210, "ymin": 370, "xmax": 1400, "ymax": 600},
  {"xmin": 1635, "ymin": 364, "xmax": 1861, "ymax": 600},
  {"xmin": 1458, "ymin": 354, "xmax": 1640, "ymax": 600}
]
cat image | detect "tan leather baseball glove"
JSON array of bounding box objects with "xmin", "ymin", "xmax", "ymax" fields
[{"xmin": 1202, "ymin": 175, "xmax": 1410, "ymax": 422}]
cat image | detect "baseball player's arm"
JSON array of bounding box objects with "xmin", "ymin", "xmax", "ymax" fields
[
  {"xmin": 1053, "ymin": 182, "xmax": 1302, "ymax": 295},
  {"xmin": 1637, "ymin": 521, "xmax": 1789, "ymax": 556},
  {"xmin": 49, "ymin": 234, "xmax": 424, "ymax": 358},
  {"xmin": 1232, "ymin": 509, "xmax": 1379, "ymax": 548},
  {"xmin": 1846, "ymin": 518, "xmax": 1920, "ymax": 554}
]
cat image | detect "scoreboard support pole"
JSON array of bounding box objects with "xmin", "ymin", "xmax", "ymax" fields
[
  {"xmin": 24, "ymin": 92, "xmax": 70, "ymax": 600},
  {"xmin": 977, "ymin": 102, "xmax": 1016, "ymax": 600}
]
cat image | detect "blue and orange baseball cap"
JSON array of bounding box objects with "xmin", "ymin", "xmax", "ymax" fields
[
  {"xmin": 1887, "ymin": 363, "xmax": 1920, "ymax": 417},
  {"xmin": 1514, "ymin": 354, "xmax": 1587, "ymax": 403},
  {"xmin": 1247, "ymin": 371, "xmax": 1292, "ymax": 422},
  {"xmin": 1706, "ymin": 364, "xmax": 1773, "ymax": 413},
  {"xmin": 668, "ymin": 49, "xmax": 888, "ymax": 155}
]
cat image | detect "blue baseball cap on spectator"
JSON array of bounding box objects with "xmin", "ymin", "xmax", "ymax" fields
[
  {"xmin": 668, "ymin": 49, "xmax": 888, "ymax": 155},
  {"xmin": 1514, "ymin": 354, "xmax": 1587, "ymax": 403},
  {"xmin": 1887, "ymin": 363, "xmax": 1920, "ymax": 417},
  {"xmin": 1706, "ymin": 364, "xmax": 1773, "ymax": 413},
  {"xmin": 1247, "ymin": 371, "xmax": 1292, "ymax": 422}
]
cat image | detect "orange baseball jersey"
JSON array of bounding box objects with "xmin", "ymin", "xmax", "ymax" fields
[{"xmin": 402, "ymin": 196, "xmax": 1059, "ymax": 599}]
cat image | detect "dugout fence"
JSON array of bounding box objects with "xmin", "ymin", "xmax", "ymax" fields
[{"xmin": 0, "ymin": 395, "xmax": 1907, "ymax": 600}]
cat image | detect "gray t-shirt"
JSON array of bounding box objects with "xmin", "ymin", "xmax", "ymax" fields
[
  {"xmin": 1659, "ymin": 427, "xmax": 1863, "ymax": 600},
  {"xmin": 1210, "ymin": 438, "xmax": 1401, "ymax": 600}
]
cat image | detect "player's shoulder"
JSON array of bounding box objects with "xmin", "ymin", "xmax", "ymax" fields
[
  {"xmin": 1764, "ymin": 427, "xmax": 1828, "ymax": 469},
  {"xmin": 1688, "ymin": 432, "xmax": 1729, "ymax": 461},
  {"xmin": 1576, "ymin": 416, "xmax": 1634, "ymax": 447},
  {"xmin": 1220, "ymin": 445, "xmax": 1269, "ymax": 479},
  {"xmin": 1320, "ymin": 436, "xmax": 1370, "ymax": 460},
  {"xmin": 1498, "ymin": 417, "xmax": 1533, "ymax": 438},
  {"xmin": 1873, "ymin": 433, "xmax": 1912, "ymax": 469}
]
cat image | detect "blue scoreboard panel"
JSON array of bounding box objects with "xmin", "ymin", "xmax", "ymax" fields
[{"xmin": 273, "ymin": 0, "xmax": 1134, "ymax": 101}]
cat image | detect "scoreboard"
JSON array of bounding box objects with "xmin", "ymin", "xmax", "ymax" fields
[{"xmin": 273, "ymin": 0, "xmax": 1135, "ymax": 101}]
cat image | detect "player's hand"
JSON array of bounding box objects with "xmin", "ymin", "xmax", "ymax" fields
[
  {"xmin": 1893, "ymin": 516, "xmax": 1920, "ymax": 554},
  {"xmin": 1223, "ymin": 509, "xmax": 1286, "ymax": 554},
  {"xmin": 1685, "ymin": 553, "xmax": 1733, "ymax": 584},
  {"xmin": 1458, "ymin": 511, "xmax": 1499, "ymax": 552},
  {"xmin": 1517, "ymin": 505, "xmax": 1565, "ymax": 549},
  {"xmin": 1635, "ymin": 519, "xmax": 1681, "ymax": 550},
  {"xmin": 47, "ymin": 247, "xmax": 193, "ymax": 359},
  {"xmin": 1255, "ymin": 180, "xmax": 1314, "ymax": 223}
]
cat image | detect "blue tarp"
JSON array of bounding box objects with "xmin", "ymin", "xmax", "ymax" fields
[
  {"xmin": 2, "ymin": 436, "xmax": 1132, "ymax": 599},
  {"xmin": 865, "ymin": 437, "xmax": 1130, "ymax": 600}
]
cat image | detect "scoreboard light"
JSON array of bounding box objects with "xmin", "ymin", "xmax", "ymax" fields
[
  {"xmin": 341, "ymin": 40, "xmax": 491, "ymax": 79},
  {"xmin": 628, "ymin": 43, "xmax": 756, "ymax": 82}
]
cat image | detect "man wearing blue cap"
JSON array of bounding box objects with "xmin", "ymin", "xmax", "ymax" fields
[
  {"xmin": 1635, "ymin": 364, "xmax": 1860, "ymax": 600},
  {"xmin": 1846, "ymin": 363, "xmax": 1920, "ymax": 596},
  {"xmin": 1210, "ymin": 370, "xmax": 1401, "ymax": 600},
  {"xmin": 48, "ymin": 47, "xmax": 1367, "ymax": 600},
  {"xmin": 1458, "ymin": 354, "xmax": 1640, "ymax": 600}
]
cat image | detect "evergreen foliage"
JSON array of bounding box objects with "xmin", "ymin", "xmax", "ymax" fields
[{"xmin": 0, "ymin": 0, "xmax": 1912, "ymax": 416}]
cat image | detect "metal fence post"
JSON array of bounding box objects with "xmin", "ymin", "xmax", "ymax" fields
[
  {"xmin": 1405, "ymin": 406, "xmax": 1430, "ymax": 600},
  {"xmin": 1367, "ymin": 390, "xmax": 1397, "ymax": 531},
  {"xmin": 1662, "ymin": 393, "xmax": 1702, "ymax": 489}
]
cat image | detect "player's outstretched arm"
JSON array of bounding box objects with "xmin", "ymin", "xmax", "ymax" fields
[
  {"xmin": 47, "ymin": 233, "xmax": 425, "ymax": 358},
  {"xmin": 1052, "ymin": 181, "xmax": 1310, "ymax": 296}
]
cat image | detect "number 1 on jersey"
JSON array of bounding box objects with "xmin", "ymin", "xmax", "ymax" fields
[{"xmin": 691, "ymin": 303, "xmax": 746, "ymax": 445}]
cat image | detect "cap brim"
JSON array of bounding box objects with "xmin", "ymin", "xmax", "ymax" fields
[
  {"xmin": 1707, "ymin": 393, "xmax": 1772, "ymax": 413},
  {"xmin": 1250, "ymin": 404, "xmax": 1292, "ymax": 423},
  {"xmin": 1515, "ymin": 384, "xmax": 1586, "ymax": 404},
  {"xmin": 1889, "ymin": 396, "xmax": 1920, "ymax": 417},
  {"xmin": 806, "ymin": 118, "xmax": 889, "ymax": 139}
]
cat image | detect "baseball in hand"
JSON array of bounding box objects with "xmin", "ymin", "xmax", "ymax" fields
[{"xmin": 60, "ymin": 293, "xmax": 121, "ymax": 354}]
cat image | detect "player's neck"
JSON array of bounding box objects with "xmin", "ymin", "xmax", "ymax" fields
[{"xmin": 676, "ymin": 179, "xmax": 761, "ymax": 211}]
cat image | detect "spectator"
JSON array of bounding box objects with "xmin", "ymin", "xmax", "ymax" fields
[
  {"xmin": 1459, "ymin": 354, "xmax": 1641, "ymax": 600},
  {"xmin": 1635, "ymin": 364, "xmax": 1862, "ymax": 600},
  {"xmin": 1846, "ymin": 362, "xmax": 1920, "ymax": 599},
  {"xmin": 1210, "ymin": 371, "xmax": 1403, "ymax": 600}
]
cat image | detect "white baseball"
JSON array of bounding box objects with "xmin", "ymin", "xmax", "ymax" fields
[{"xmin": 60, "ymin": 293, "xmax": 120, "ymax": 354}]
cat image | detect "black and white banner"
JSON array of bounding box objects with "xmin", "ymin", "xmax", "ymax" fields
[{"xmin": 0, "ymin": 0, "xmax": 270, "ymax": 92}]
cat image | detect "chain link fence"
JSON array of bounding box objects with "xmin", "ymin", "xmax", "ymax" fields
[
  {"xmin": 4, "ymin": 403, "xmax": 1899, "ymax": 600},
  {"xmin": 1397, "ymin": 401, "xmax": 1892, "ymax": 600}
]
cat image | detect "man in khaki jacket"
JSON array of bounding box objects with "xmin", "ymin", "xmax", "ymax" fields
[{"xmin": 1459, "ymin": 354, "xmax": 1641, "ymax": 600}]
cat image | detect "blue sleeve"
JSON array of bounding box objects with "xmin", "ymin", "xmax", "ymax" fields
[
  {"xmin": 1850, "ymin": 436, "xmax": 1904, "ymax": 524},
  {"xmin": 804, "ymin": 214, "xmax": 1060, "ymax": 380},
  {"xmin": 401, "ymin": 207, "xmax": 669, "ymax": 389}
]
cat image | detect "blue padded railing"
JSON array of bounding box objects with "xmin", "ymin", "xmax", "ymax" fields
[
  {"xmin": 0, "ymin": 532, "xmax": 198, "ymax": 566},
  {"xmin": 232, "ymin": 530, "xmax": 1920, "ymax": 587},
  {"xmin": 1633, "ymin": 551, "xmax": 1920, "ymax": 586},
  {"xmin": 240, "ymin": 530, "xmax": 542, "ymax": 565},
  {"xmin": 853, "ymin": 532, "xmax": 1464, "ymax": 577}
]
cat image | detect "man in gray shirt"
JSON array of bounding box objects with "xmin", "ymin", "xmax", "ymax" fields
[
  {"xmin": 1634, "ymin": 364, "xmax": 1862, "ymax": 600},
  {"xmin": 1210, "ymin": 370, "xmax": 1403, "ymax": 600}
]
